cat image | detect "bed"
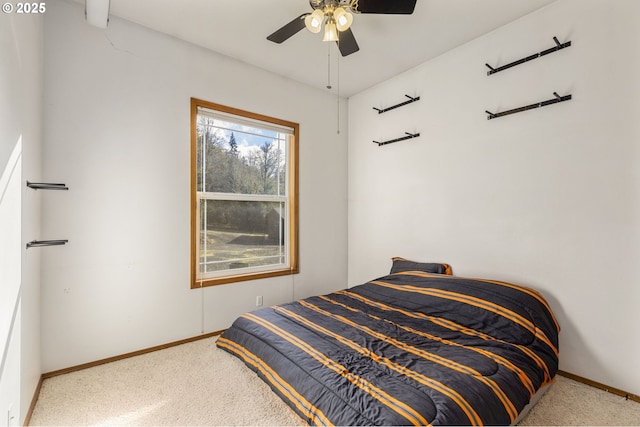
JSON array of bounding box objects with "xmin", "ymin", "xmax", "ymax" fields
[{"xmin": 217, "ymin": 258, "xmax": 559, "ymax": 426}]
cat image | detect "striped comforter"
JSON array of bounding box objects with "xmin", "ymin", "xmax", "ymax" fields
[{"xmin": 217, "ymin": 271, "xmax": 559, "ymax": 426}]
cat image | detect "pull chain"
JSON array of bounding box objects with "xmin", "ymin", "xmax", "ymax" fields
[
  {"xmin": 326, "ymin": 42, "xmax": 340, "ymax": 134},
  {"xmin": 336, "ymin": 48, "xmax": 340, "ymax": 134},
  {"xmin": 326, "ymin": 42, "xmax": 332, "ymax": 90}
]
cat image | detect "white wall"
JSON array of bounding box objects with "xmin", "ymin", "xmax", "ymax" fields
[
  {"xmin": 0, "ymin": 10, "xmax": 43, "ymax": 425},
  {"xmin": 41, "ymin": 0, "xmax": 347, "ymax": 372},
  {"xmin": 348, "ymin": 0, "xmax": 640, "ymax": 395}
]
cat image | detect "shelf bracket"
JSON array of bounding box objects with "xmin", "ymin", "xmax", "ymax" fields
[
  {"xmin": 373, "ymin": 132, "xmax": 420, "ymax": 146},
  {"xmin": 486, "ymin": 92, "xmax": 572, "ymax": 120},
  {"xmin": 373, "ymin": 95, "xmax": 420, "ymax": 114},
  {"xmin": 486, "ymin": 36, "xmax": 571, "ymax": 76},
  {"xmin": 27, "ymin": 181, "xmax": 68, "ymax": 190},
  {"xmin": 26, "ymin": 239, "xmax": 68, "ymax": 249}
]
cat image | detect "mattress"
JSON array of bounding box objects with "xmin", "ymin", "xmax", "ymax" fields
[{"xmin": 217, "ymin": 271, "xmax": 559, "ymax": 425}]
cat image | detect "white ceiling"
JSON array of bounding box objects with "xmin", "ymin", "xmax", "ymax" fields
[{"xmin": 78, "ymin": 0, "xmax": 557, "ymax": 97}]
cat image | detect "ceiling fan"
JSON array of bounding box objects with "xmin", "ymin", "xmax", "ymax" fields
[{"xmin": 267, "ymin": 0, "xmax": 417, "ymax": 57}]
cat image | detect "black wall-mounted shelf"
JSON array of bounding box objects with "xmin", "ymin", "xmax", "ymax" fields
[
  {"xmin": 486, "ymin": 92, "xmax": 572, "ymax": 120},
  {"xmin": 373, "ymin": 95, "xmax": 420, "ymax": 114},
  {"xmin": 27, "ymin": 181, "xmax": 68, "ymax": 190},
  {"xmin": 373, "ymin": 132, "xmax": 420, "ymax": 146},
  {"xmin": 26, "ymin": 239, "xmax": 68, "ymax": 249},
  {"xmin": 485, "ymin": 37, "xmax": 571, "ymax": 76}
]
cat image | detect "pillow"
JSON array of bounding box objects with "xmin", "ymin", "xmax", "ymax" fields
[{"xmin": 390, "ymin": 257, "xmax": 452, "ymax": 275}]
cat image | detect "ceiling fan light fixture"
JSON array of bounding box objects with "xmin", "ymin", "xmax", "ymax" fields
[
  {"xmin": 334, "ymin": 7, "xmax": 353, "ymax": 32},
  {"xmin": 322, "ymin": 16, "xmax": 339, "ymax": 42},
  {"xmin": 304, "ymin": 9, "xmax": 324, "ymax": 33}
]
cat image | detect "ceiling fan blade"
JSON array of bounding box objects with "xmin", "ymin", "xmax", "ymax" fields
[
  {"xmin": 337, "ymin": 28, "xmax": 359, "ymax": 57},
  {"xmin": 267, "ymin": 13, "xmax": 308, "ymax": 43},
  {"xmin": 352, "ymin": 0, "xmax": 417, "ymax": 14}
]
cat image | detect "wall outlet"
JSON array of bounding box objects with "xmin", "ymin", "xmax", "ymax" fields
[{"xmin": 256, "ymin": 295, "xmax": 263, "ymax": 306}]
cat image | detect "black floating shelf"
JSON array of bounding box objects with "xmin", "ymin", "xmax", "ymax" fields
[
  {"xmin": 486, "ymin": 37, "xmax": 571, "ymax": 76},
  {"xmin": 373, "ymin": 95, "xmax": 420, "ymax": 114},
  {"xmin": 373, "ymin": 132, "xmax": 420, "ymax": 147},
  {"xmin": 26, "ymin": 239, "xmax": 68, "ymax": 249},
  {"xmin": 27, "ymin": 181, "xmax": 68, "ymax": 190},
  {"xmin": 486, "ymin": 92, "xmax": 571, "ymax": 120}
]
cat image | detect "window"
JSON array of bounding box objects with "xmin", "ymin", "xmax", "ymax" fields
[{"xmin": 190, "ymin": 98, "xmax": 299, "ymax": 288}]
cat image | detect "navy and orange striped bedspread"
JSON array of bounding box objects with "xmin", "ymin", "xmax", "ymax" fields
[{"xmin": 217, "ymin": 271, "xmax": 559, "ymax": 426}]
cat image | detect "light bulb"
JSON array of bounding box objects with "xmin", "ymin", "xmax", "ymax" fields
[
  {"xmin": 304, "ymin": 9, "xmax": 324, "ymax": 34},
  {"xmin": 334, "ymin": 7, "xmax": 353, "ymax": 32},
  {"xmin": 322, "ymin": 17, "xmax": 338, "ymax": 42}
]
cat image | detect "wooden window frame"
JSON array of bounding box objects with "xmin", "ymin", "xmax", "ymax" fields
[{"xmin": 190, "ymin": 98, "xmax": 299, "ymax": 288}]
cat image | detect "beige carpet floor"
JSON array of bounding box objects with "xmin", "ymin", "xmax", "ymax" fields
[{"xmin": 29, "ymin": 336, "xmax": 640, "ymax": 426}]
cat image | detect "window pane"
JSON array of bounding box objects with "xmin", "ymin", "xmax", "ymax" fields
[
  {"xmin": 191, "ymin": 98, "xmax": 298, "ymax": 288},
  {"xmin": 199, "ymin": 199, "xmax": 286, "ymax": 273},
  {"xmin": 197, "ymin": 116, "xmax": 287, "ymax": 196}
]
